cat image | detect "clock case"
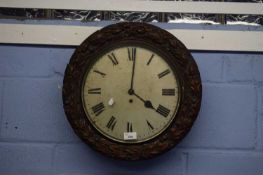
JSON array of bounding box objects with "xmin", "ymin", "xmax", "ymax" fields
[{"xmin": 63, "ymin": 22, "xmax": 202, "ymax": 160}]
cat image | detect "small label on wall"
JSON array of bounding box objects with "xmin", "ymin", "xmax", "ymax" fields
[{"xmin": 124, "ymin": 132, "xmax": 137, "ymax": 140}]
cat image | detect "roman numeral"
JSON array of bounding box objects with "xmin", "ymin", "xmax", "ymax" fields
[
  {"xmin": 128, "ymin": 47, "xmax": 136, "ymax": 61},
  {"xmin": 93, "ymin": 70, "xmax": 106, "ymax": 77},
  {"xmin": 106, "ymin": 116, "xmax": 117, "ymax": 130},
  {"xmin": 156, "ymin": 105, "xmax": 170, "ymax": 117},
  {"xmin": 146, "ymin": 54, "xmax": 155, "ymax": 65},
  {"xmin": 158, "ymin": 69, "xmax": 171, "ymax": 79},
  {"xmin": 162, "ymin": 89, "xmax": 175, "ymax": 96},
  {"xmin": 127, "ymin": 122, "xmax": 133, "ymax": 132},
  {"xmin": 91, "ymin": 102, "xmax": 105, "ymax": 116},
  {"xmin": 108, "ymin": 53, "xmax": 118, "ymax": 65},
  {"xmin": 88, "ymin": 88, "xmax": 101, "ymax": 94},
  {"xmin": 146, "ymin": 120, "xmax": 154, "ymax": 130}
]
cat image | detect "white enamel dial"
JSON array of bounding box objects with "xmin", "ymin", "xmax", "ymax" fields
[{"xmin": 82, "ymin": 46, "xmax": 180, "ymax": 143}]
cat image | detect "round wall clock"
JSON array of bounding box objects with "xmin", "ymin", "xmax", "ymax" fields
[{"xmin": 63, "ymin": 22, "xmax": 202, "ymax": 160}]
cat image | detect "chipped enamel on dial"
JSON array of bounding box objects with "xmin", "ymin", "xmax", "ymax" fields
[{"xmin": 82, "ymin": 46, "xmax": 180, "ymax": 143}]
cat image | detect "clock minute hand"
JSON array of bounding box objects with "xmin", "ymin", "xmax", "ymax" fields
[{"xmin": 129, "ymin": 48, "xmax": 136, "ymax": 92}]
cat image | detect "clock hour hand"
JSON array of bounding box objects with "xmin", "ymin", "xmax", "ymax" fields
[
  {"xmin": 144, "ymin": 100, "xmax": 155, "ymax": 110},
  {"xmin": 130, "ymin": 90, "xmax": 156, "ymax": 110}
]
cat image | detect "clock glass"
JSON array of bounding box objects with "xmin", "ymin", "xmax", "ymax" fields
[{"xmin": 82, "ymin": 45, "xmax": 180, "ymax": 143}]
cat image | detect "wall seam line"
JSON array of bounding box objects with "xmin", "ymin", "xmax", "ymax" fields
[{"xmin": 0, "ymin": 81, "xmax": 5, "ymax": 137}]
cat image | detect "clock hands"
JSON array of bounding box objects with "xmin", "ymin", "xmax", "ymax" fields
[{"xmin": 127, "ymin": 48, "xmax": 155, "ymax": 110}]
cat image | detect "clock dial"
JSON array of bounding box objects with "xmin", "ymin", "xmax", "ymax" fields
[{"xmin": 82, "ymin": 46, "xmax": 180, "ymax": 143}]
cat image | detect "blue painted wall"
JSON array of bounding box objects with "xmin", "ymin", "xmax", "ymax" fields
[{"xmin": 0, "ymin": 22, "xmax": 263, "ymax": 175}]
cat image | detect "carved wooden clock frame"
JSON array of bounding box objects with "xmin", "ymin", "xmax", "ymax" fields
[{"xmin": 62, "ymin": 22, "xmax": 202, "ymax": 160}]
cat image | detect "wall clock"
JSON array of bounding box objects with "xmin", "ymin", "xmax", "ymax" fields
[{"xmin": 63, "ymin": 22, "xmax": 202, "ymax": 160}]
